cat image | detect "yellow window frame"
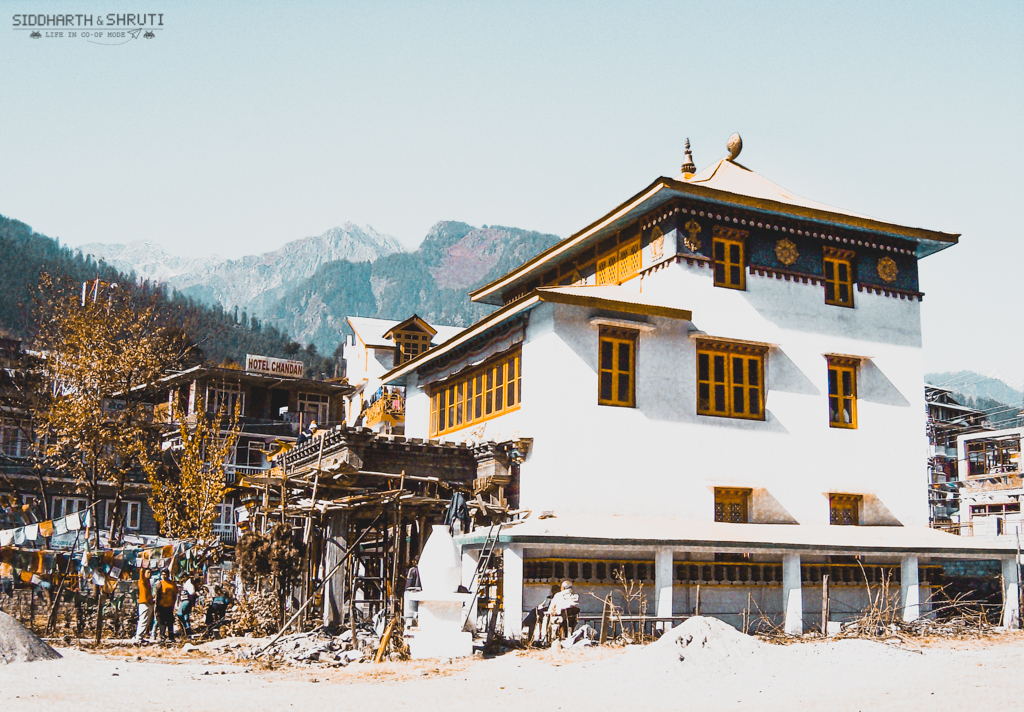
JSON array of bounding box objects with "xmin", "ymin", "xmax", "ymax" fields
[
  {"xmin": 824, "ymin": 248, "xmax": 855, "ymax": 307},
  {"xmin": 712, "ymin": 226, "xmax": 747, "ymax": 290},
  {"xmin": 829, "ymin": 494, "xmax": 861, "ymax": 525},
  {"xmin": 827, "ymin": 358, "xmax": 857, "ymax": 429},
  {"xmin": 714, "ymin": 487, "xmax": 751, "ymax": 523},
  {"xmin": 598, "ymin": 328, "xmax": 636, "ymax": 407},
  {"xmin": 429, "ymin": 347, "xmax": 521, "ymax": 437},
  {"xmin": 696, "ymin": 340, "xmax": 766, "ymax": 420}
]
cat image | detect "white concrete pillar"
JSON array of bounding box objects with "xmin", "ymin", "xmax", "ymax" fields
[
  {"xmin": 502, "ymin": 545, "xmax": 525, "ymax": 640},
  {"xmin": 1003, "ymin": 557, "xmax": 1020, "ymax": 629},
  {"xmin": 655, "ymin": 547, "xmax": 674, "ymax": 626},
  {"xmin": 461, "ymin": 547, "xmax": 480, "ymax": 631},
  {"xmin": 900, "ymin": 555, "xmax": 920, "ymax": 622},
  {"xmin": 783, "ymin": 554, "xmax": 802, "ymax": 635}
]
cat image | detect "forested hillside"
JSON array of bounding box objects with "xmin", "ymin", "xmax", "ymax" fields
[
  {"xmin": 0, "ymin": 215, "xmax": 337, "ymax": 377},
  {"xmin": 258, "ymin": 221, "xmax": 562, "ymax": 350}
]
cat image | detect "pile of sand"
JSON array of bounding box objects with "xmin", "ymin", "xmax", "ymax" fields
[
  {"xmin": 649, "ymin": 616, "xmax": 763, "ymax": 667},
  {"xmin": 0, "ymin": 612, "xmax": 62, "ymax": 664}
]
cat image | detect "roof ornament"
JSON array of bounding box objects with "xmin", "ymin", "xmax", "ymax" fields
[
  {"xmin": 726, "ymin": 133, "xmax": 742, "ymax": 161},
  {"xmin": 681, "ymin": 138, "xmax": 696, "ymax": 178}
]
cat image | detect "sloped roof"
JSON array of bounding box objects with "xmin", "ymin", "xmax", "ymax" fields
[
  {"xmin": 470, "ymin": 152, "xmax": 959, "ymax": 306},
  {"xmin": 683, "ymin": 158, "xmax": 872, "ymax": 220},
  {"xmin": 348, "ymin": 316, "xmax": 463, "ymax": 348}
]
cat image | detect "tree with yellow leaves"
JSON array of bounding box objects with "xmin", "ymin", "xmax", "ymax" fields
[
  {"xmin": 150, "ymin": 394, "xmax": 239, "ymax": 540},
  {"xmin": 33, "ymin": 275, "xmax": 191, "ymax": 542}
]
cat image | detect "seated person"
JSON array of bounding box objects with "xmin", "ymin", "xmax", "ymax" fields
[{"xmin": 547, "ymin": 580, "xmax": 580, "ymax": 641}]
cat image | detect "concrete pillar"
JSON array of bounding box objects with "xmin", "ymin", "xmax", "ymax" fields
[
  {"xmin": 659, "ymin": 545, "xmax": 675, "ymax": 631},
  {"xmin": 461, "ymin": 547, "xmax": 480, "ymax": 631},
  {"xmin": 783, "ymin": 554, "xmax": 802, "ymax": 635},
  {"xmin": 502, "ymin": 545, "xmax": 524, "ymax": 640},
  {"xmin": 1003, "ymin": 556, "xmax": 1020, "ymax": 629},
  {"xmin": 655, "ymin": 547, "xmax": 674, "ymax": 627},
  {"xmin": 900, "ymin": 555, "xmax": 920, "ymax": 622}
]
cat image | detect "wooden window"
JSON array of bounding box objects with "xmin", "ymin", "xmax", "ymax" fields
[
  {"xmin": 596, "ymin": 251, "xmax": 618, "ymax": 286},
  {"xmin": 827, "ymin": 357, "xmax": 858, "ymax": 429},
  {"xmin": 824, "ymin": 248, "xmax": 854, "ymax": 307},
  {"xmin": 596, "ymin": 235, "xmax": 641, "ymax": 286},
  {"xmin": 696, "ymin": 340, "xmax": 766, "ymax": 420},
  {"xmin": 598, "ymin": 328, "xmax": 636, "ymax": 407},
  {"xmin": 712, "ymin": 226, "xmax": 747, "ymax": 290},
  {"xmin": 714, "ymin": 488, "xmax": 750, "ymax": 523},
  {"xmin": 617, "ymin": 239, "xmax": 641, "ymax": 282},
  {"xmin": 394, "ymin": 329, "xmax": 431, "ymax": 365},
  {"xmin": 429, "ymin": 347, "xmax": 521, "ymax": 437},
  {"xmin": 830, "ymin": 494, "xmax": 861, "ymax": 525}
]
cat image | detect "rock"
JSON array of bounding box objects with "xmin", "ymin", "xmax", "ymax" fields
[
  {"xmin": 0, "ymin": 612, "xmax": 62, "ymax": 664},
  {"xmin": 181, "ymin": 644, "xmax": 200, "ymax": 653},
  {"xmin": 344, "ymin": 649, "xmax": 364, "ymax": 662}
]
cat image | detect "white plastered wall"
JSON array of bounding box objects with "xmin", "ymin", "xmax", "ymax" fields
[{"xmin": 410, "ymin": 256, "xmax": 928, "ymax": 528}]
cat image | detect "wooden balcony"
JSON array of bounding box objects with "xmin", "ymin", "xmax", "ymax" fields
[{"xmin": 364, "ymin": 393, "xmax": 405, "ymax": 428}]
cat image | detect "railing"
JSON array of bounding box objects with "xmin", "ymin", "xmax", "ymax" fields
[
  {"xmin": 364, "ymin": 394, "xmax": 405, "ymax": 427},
  {"xmin": 524, "ymin": 558, "xmax": 943, "ymax": 587},
  {"xmin": 223, "ymin": 464, "xmax": 269, "ymax": 484},
  {"xmin": 213, "ymin": 524, "xmax": 237, "ymax": 544}
]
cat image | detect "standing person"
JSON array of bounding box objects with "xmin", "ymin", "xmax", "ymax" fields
[
  {"xmin": 176, "ymin": 576, "xmax": 198, "ymax": 638},
  {"xmin": 154, "ymin": 571, "xmax": 179, "ymax": 642},
  {"xmin": 134, "ymin": 569, "xmax": 155, "ymax": 644}
]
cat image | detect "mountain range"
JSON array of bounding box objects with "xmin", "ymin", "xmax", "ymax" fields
[
  {"xmin": 81, "ymin": 221, "xmax": 561, "ymax": 355},
  {"xmin": 926, "ymin": 371, "xmax": 1023, "ymax": 429}
]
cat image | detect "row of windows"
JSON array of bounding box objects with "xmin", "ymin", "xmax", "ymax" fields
[
  {"xmin": 714, "ymin": 488, "xmax": 863, "ymax": 526},
  {"xmin": 711, "ymin": 227, "xmax": 856, "ymax": 308},
  {"xmin": 600, "ymin": 330, "xmax": 860, "ymax": 429},
  {"xmin": 429, "ymin": 348, "xmax": 522, "ymax": 436}
]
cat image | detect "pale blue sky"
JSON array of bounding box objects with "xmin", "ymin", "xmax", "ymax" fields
[{"xmin": 1, "ymin": 1, "xmax": 1022, "ymax": 381}]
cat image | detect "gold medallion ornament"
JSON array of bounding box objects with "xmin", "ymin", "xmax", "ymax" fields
[
  {"xmin": 650, "ymin": 226, "xmax": 664, "ymax": 259},
  {"xmin": 775, "ymin": 238, "xmax": 799, "ymax": 266},
  {"xmin": 683, "ymin": 220, "xmax": 702, "ymax": 252},
  {"xmin": 877, "ymin": 256, "xmax": 898, "ymax": 283}
]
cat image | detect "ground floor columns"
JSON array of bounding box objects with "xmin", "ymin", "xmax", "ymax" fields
[
  {"xmin": 783, "ymin": 553, "xmax": 802, "ymax": 635},
  {"xmin": 502, "ymin": 545, "xmax": 524, "ymax": 640},
  {"xmin": 654, "ymin": 547, "xmax": 673, "ymax": 627},
  {"xmin": 1002, "ymin": 556, "xmax": 1020, "ymax": 629},
  {"xmin": 900, "ymin": 555, "xmax": 920, "ymax": 622}
]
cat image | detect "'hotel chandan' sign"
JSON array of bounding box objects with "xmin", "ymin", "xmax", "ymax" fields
[{"xmin": 245, "ymin": 354, "xmax": 304, "ymax": 378}]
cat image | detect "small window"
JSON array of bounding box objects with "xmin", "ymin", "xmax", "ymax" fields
[
  {"xmin": 696, "ymin": 340, "xmax": 766, "ymax": 420},
  {"xmin": 596, "ymin": 237, "xmax": 641, "ymax": 286},
  {"xmin": 104, "ymin": 500, "xmax": 141, "ymax": 530},
  {"xmin": 712, "ymin": 226, "xmax": 747, "ymax": 290},
  {"xmin": 823, "ymin": 248, "xmax": 854, "ymax": 307},
  {"xmin": 598, "ymin": 328, "xmax": 636, "ymax": 407},
  {"xmin": 714, "ymin": 488, "xmax": 750, "ymax": 523},
  {"xmin": 830, "ymin": 494, "xmax": 861, "ymax": 525},
  {"xmin": 827, "ymin": 358, "xmax": 858, "ymax": 428}
]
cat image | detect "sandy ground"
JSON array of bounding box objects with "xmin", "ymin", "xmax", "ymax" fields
[{"xmin": 1, "ymin": 632, "xmax": 1023, "ymax": 711}]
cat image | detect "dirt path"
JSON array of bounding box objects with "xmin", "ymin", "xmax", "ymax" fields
[{"xmin": 1, "ymin": 635, "xmax": 1022, "ymax": 711}]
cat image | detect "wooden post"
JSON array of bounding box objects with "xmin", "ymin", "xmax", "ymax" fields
[
  {"xmin": 821, "ymin": 574, "xmax": 830, "ymax": 636},
  {"xmin": 744, "ymin": 592, "xmax": 751, "ymax": 634},
  {"xmin": 94, "ymin": 585, "xmax": 106, "ymax": 646},
  {"xmin": 599, "ymin": 593, "xmax": 612, "ymax": 645},
  {"xmin": 694, "ymin": 584, "xmax": 701, "ymax": 617}
]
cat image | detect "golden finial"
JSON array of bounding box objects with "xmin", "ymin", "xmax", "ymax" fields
[
  {"xmin": 726, "ymin": 133, "xmax": 742, "ymax": 161},
  {"xmin": 681, "ymin": 138, "xmax": 696, "ymax": 178}
]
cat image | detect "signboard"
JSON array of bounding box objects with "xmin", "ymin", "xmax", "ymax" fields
[{"xmin": 245, "ymin": 354, "xmax": 304, "ymax": 378}]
